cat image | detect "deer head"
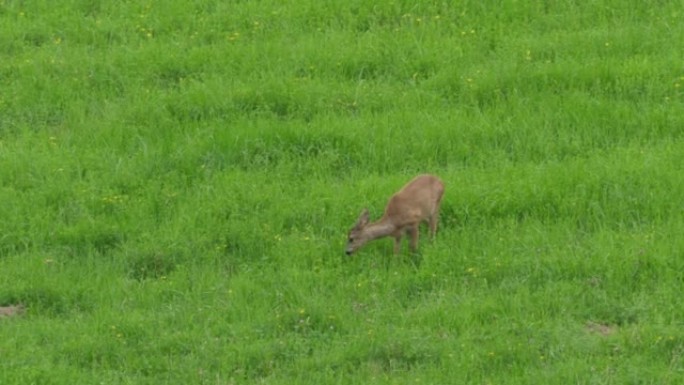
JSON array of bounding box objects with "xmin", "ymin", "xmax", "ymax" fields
[{"xmin": 345, "ymin": 208, "xmax": 370, "ymax": 255}]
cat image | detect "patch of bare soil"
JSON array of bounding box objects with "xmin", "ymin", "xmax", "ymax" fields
[
  {"xmin": 585, "ymin": 321, "xmax": 617, "ymax": 336},
  {"xmin": 0, "ymin": 305, "xmax": 25, "ymax": 319}
]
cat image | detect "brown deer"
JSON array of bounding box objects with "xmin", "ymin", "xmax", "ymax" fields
[{"xmin": 346, "ymin": 174, "xmax": 445, "ymax": 255}]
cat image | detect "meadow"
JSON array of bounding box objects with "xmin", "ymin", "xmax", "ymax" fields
[{"xmin": 1, "ymin": 0, "xmax": 684, "ymax": 383}]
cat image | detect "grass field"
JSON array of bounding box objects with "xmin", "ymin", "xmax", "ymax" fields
[{"xmin": 1, "ymin": 0, "xmax": 684, "ymax": 383}]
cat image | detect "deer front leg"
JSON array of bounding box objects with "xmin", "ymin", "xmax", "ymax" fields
[
  {"xmin": 407, "ymin": 225, "xmax": 419, "ymax": 253},
  {"xmin": 393, "ymin": 234, "xmax": 402, "ymax": 254},
  {"xmin": 428, "ymin": 212, "xmax": 439, "ymax": 240}
]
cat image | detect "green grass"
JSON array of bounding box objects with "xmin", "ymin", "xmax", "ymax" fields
[{"xmin": 1, "ymin": 0, "xmax": 684, "ymax": 383}]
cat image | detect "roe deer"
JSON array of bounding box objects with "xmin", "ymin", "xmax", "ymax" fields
[{"xmin": 345, "ymin": 174, "xmax": 445, "ymax": 255}]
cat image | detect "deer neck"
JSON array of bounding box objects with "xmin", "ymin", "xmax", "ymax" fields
[{"xmin": 363, "ymin": 218, "xmax": 397, "ymax": 240}]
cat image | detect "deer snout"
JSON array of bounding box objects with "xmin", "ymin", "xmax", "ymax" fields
[{"xmin": 345, "ymin": 249, "xmax": 353, "ymax": 256}]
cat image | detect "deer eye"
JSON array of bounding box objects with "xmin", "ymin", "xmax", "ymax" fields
[{"xmin": 348, "ymin": 237, "xmax": 354, "ymax": 243}]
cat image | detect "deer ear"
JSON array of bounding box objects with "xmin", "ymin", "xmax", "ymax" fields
[{"xmin": 356, "ymin": 208, "xmax": 370, "ymax": 227}]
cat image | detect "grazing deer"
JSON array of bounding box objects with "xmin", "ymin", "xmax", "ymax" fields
[{"xmin": 346, "ymin": 174, "xmax": 444, "ymax": 255}]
